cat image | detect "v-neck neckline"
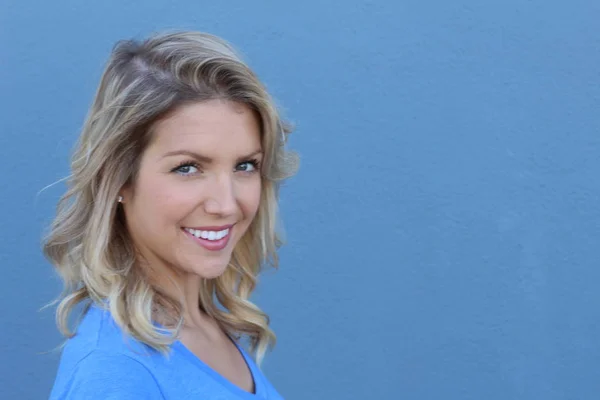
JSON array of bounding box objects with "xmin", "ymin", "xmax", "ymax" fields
[{"xmin": 172, "ymin": 337, "xmax": 267, "ymax": 399}]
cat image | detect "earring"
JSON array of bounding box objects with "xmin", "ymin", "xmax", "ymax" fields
[{"xmin": 118, "ymin": 195, "xmax": 123, "ymax": 203}]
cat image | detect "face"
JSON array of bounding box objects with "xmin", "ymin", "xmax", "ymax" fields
[{"xmin": 122, "ymin": 100, "xmax": 262, "ymax": 281}]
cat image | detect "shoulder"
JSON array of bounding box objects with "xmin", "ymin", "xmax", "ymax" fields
[
  {"xmin": 62, "ymin": 304, "xmax": 157, "ymax": 359},
  {"xmin": 50, "ymin": 305, "xmax": 166, "ymax": 399},
  {"xmin": 50, "ymin": 350, "xmax": 164, "ymax": 400}
]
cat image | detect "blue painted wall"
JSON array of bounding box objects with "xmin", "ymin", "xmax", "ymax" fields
[{"xmin": 2, "ymin": 1, "xmax": 600, "ymax": 399}]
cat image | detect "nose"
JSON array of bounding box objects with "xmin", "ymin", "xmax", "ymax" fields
[{"xmin": 203, "ymin": 173, "xmax": 238, "ymax": 217}]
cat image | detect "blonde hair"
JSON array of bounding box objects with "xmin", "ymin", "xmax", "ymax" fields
[{"xmin": 42, "ymin": 31, "xmax": 298, "ymax": 364}]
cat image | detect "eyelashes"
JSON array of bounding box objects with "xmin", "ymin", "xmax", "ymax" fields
[
  {"xmin": 171, "ymin": 161, "xmax": 200, "ymax": 175},
  {"xmin": 236, "ymin": 158, "xmax": 260, "ymax": 172},
  {"xmin": 171, "ymin": 159, "xmax": 261, "ymax": 176}
]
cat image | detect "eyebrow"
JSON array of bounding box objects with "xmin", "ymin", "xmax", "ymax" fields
[{"xmin": 162, "ymin": 149, "xmax": 263, "ymax": 164}]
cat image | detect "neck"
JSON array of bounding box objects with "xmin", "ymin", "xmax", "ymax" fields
[
  {"xmin": 178, "ymin": 272, "xmax": 211, "ymax": 328},
  {"xmin": 142, "ymin": 260, "xmax": 213, "ymax": 330}
]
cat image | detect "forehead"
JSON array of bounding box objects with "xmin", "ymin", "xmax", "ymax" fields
[{"xmin": 147, "ymin": 100, "xmax": 261, "ymax": 154}]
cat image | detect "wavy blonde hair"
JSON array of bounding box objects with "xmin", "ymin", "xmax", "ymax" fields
[{"xmin": 42, "ymin": 31, "xmax": 298, "ymax": 364}]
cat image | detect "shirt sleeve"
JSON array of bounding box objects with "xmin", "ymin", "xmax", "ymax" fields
[{"xmin": 59, "ymin": 351, "xmax": 164, "ymax": 399}]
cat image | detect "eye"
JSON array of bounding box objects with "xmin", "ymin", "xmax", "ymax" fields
[
  {"xmin": 236, "ymin": 159, "xmax": 260, "ymax": 173},
  {"xmin": 172, "ymin": 162, "xmax": 200, "ymax": 176}
]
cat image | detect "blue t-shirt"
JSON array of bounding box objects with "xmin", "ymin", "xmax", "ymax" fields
[{"xmin": 49, "ymin": 305, "xmax": 284, "ymax": 399}]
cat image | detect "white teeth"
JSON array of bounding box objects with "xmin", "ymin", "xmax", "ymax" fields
[{"xmin": 185, "ymin": 227, "xmax": 230, "ymax": 241}]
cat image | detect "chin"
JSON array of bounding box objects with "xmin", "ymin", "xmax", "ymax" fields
[{"xmin": 190, "ymin": 259, "xmax": 231, "ymax": 280}]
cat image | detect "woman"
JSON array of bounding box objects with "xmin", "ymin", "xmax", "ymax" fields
[{"xmin": 44, "ymin": 30, "xmax": 298, "ymax": 399}]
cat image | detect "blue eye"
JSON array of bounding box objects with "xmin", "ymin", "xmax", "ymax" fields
[
  {"xmin": 236, "ymin": 159, "xmax": 260, "ymax": 173},
  {"xmin": 172, "ymin": 163, "xmax": 199, "ymax": 175}
]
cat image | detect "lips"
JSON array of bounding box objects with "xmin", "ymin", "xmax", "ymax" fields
[
  {"xmin": 183, "ymin": 227, "xmax": 230, "ymax": 241},
  {"xmin": 182, "ymin": 226, "xmax": 233, "ymax": 251}
]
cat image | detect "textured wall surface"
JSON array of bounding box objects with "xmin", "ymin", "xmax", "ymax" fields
[{"xmin": 1, "ymin": 1, "xmax": 599, "ymax": 399}]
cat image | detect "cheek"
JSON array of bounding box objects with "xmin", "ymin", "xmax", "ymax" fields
[
  {"xmin": 241, "ymin": 180, "xmax": 262, "ymax": 218},
  {"xmin": 132, "ymin": 176, "xmax": 192, "ymax": 225}
]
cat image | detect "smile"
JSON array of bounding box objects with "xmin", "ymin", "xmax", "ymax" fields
[
  {"xmin": 184, "ymin": 227, "xmax": 230, "ymax": 241},
  {"xmin": 182, "ymin": 226, "xmax": 233, "ymax": 251}
]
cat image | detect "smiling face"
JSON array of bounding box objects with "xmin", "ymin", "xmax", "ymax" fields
[{"xmin": 121, "ymin": 100, "xmax": 262, "ymax": 281}]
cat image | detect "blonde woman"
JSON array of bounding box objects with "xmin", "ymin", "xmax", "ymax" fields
[{"xmin": 44, "ymin": 31, "xmax": 298, "ymax": 399}]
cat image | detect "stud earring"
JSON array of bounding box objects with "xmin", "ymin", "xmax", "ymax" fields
[{"xmin": 118, "ymin": 195, "xmax": 123, "ymax": 203}]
